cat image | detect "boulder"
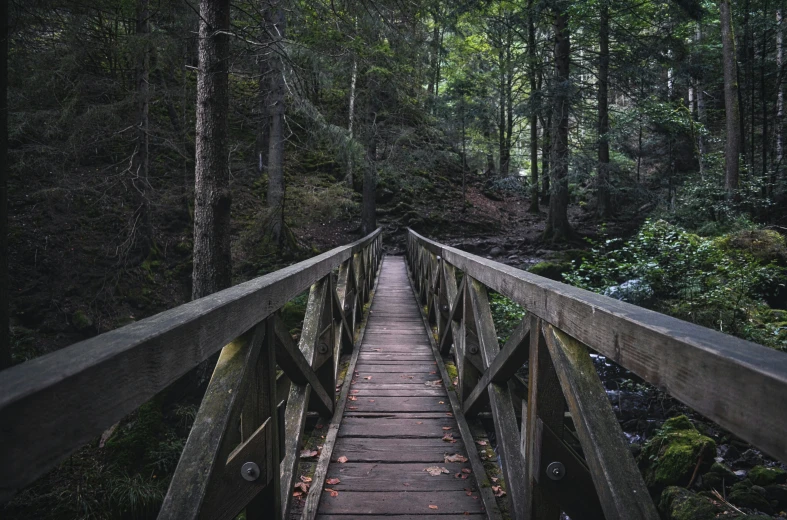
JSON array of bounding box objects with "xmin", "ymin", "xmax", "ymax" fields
[
  {"xmin": 638, "ymin": 415, "xmax": 716, "ymax": 494},
  {"xmin": 658, "ymin": 486, "xmax": 721, "ymax": 520}
]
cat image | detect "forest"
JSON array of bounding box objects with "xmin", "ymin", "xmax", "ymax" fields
[{"xmin": 2, "ymin": 0, "xmax": 787, "ymax": 518}]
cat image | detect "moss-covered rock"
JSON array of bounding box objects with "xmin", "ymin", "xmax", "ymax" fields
[
  {"xmin": 71, "ymin": 309, "xmax": 94, "ymax": 332},
  {"xmin": 702, "ymin": 461, "xmax": 737, "ymax": 491},
  {"xmin": 721, "ymin": 229, "xmax": 787, "ymax": 265},
  {"xmin": 529, "ymin": 261, "xmax": 572, "ymax": 281},
  {"xmin": 638, "ymin": 415, "xmax": 716, "ymax": 493},
  {"xmin": 658, "ymin": 486, "xmax": 721, "ymax": 520},
  {"xmin": 728, "ymin": 486, "xmax": 774, "ymax": 515},
  {"xmin": 748, "ymin": 465, "xmax": 787, "ymax": 487}
]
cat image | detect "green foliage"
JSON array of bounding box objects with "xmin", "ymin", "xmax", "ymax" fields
[
  {"xmin": 564, "ymin": 220, "xmax": 787, "ymax": 350},
  {"xmin": 489, "ymin": 292, "xmax": 525, "ymax": 345}
]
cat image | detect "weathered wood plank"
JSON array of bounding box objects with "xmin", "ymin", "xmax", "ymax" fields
[
  {"xmin": 332, "ymin": 437, "xmax": 466, "ymax": 463},
  {"xmin": 159, "ymin": 324, "xmax": 265, "ymax": 519},
  {"xmin": 322, "ymin": 462, "xmax": 472, "ymax": 490},
  {"xmin": 273, "ymin": 316, "xmax": 333, "ymax": 419},
  {"xmin": 348, "ymin": 373, "xmax": 440, "ymax": 384},
  {"xmin": 354, "ymin": 364, "xmax": 437, "ymax": 373},
  {"xmin": 409, "ymin": 229, "xmax": 787, "ymax": 462},
  {"xmin": 338, "ymin": 418, "xmax": 455, "ymax": 437},
  {"xmin": 543, "ymin": 324, "xmax": 659, "ymax": 520},
  {"xmin": 0, "ymin": 229, "xmax": 381, "ymax": 499},
  {"xmin": 343, "ymin": 397, "xmax": 451, "ymax": 413},
  {"xmin": 464, "ymin": 315, "xmax": 529, "ymax": 417},
  {"xmin": 317, "ymin": 491, "xmax": 485, "ymax": 515},
  {"xmin": 317, "ymin": 516, "xmax": 485, "ymax": 520},
  {"xmin": 347, "ymin": 387, "xmax": 446, "ymax": 397}
]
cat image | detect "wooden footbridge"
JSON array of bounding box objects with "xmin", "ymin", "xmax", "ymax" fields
[{"xmin": 2, "ymin": 229, "xmax": 786, "ymax": 519}]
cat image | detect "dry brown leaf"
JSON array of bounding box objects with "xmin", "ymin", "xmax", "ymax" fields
[
  {"xmin": 294, "ymin": 482, "xmax": 310, "ymax": 493},
  {"xmin": 455, "ymin": 472, "xmax": 461, "ymax": 478},
  {"xmin": 348, "ymin": 395, "xmax": 357, "ymax": 401},
  {"xmin": 424, "ymin": 466, "xmax": 450, "ymax": 476},
  {"xmin": 442, "ymin": 433, "xmax": 457, "ymax": 443},
  {"xmin": 364, "ymin": 376, "xmax": 372, "ymax": 380},
  {"xmin": 428, "ymin": 505, "xmax": 438, "ymax": 510},
  {"xmin": 438, "ymin": 401, "xmax": 445, "ymax": 404},
  {"xmin": 369, "ymin": 399, "xmax": 375, "ymax": 402},
  {"xmin": 475, "ymin": 440, "xmax": 487, "ymax": 446},
  {"xmin": 430, "ymin": 371, "xmax": 437, "ymax": 374},
  {"xmin": 416, "ymin": 421, "xmax": 423, "ymax": 424},
  {"xmin": 300, "ymin": 449, "xmax": 319, "ymax": 458},
  {"xmin": 492, "ymin": 485, "xmax": 507, "ymax": 497},
  {"xmin": 337, "ymin": 456, "xmax": 348, "ymax": 463},
  {"xmin": 351, "ymin": 389, "xmax": 360, "ymax": 394},
  {"xmin": 330, "ymin": 490, "xmax": 339, "ymax": 497},
  {"xmin": 348, "ymin": 406, "xmax": 358, "ymax": 410},
  {"xmin": 446, "ymin": 412, "xmax": 453, "ymax": 417},
  {"xmin": 466, "ymin": 490, "xmax": 472, "ymax": 496},
  {"xmin": 326, "ymin": 478, "xmax": 341, "ymax": 485},
  {"xmin": 445, "ymin": 454, "xmax": 468, "ymax": 463},
  {"xmin": 490, "ymin": 476, "xmax": 498, "ymax": 482},
  {"xmin": 442, "ymin": 426, "xmax": 452, "ymax": 430},
  {"xmin": 300, "ymin": 475, "xmax": 312, "ymax": 483},
  {"xmin": 293, "ymin": 490, "xmax": 303, "ymax": 497},
  {"xmin": 462, "ymin": 468, "xmax": 472, "ymax": 474}
]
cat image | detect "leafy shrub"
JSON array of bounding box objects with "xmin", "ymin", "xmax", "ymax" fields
[
  {"xmin": 564, "ymin": 220, "xmax": 787, "ymax": 350},
  {"xmin": 489, "ymin": 292, "xmax": 526, "ymax": 345}
]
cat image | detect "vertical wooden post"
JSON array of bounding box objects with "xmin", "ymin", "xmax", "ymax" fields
[
  {"xmin": 523, "ymin": 317, "xmax": 563, "ymax": 519},
  {"xmin": 245, "ymin": 318, "xmax": 281, "ymax": 518}
]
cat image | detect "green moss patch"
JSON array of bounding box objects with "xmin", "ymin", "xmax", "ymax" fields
[{"xmin": 658, "ymin": 486, "xmax": 721, "ymax": 520}]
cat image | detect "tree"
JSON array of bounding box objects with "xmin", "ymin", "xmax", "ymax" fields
[
  {"xmin": 720, "ymin": 0, "xmax": 742, "ymax": 195},
  {"xmin": 527, "ymin": 0, "xmax": 540, "ymax": 213},
  {"xmin": 267, "ymin": 2, "xmax": 286, "ymax": 246},
  {"xmin": 543, "ymin": 1, "xmax": 573, "ymax": 241},
  {"xmin": 1, "ymin": 0, "xmax": 9, "ymax": 370},
  {"xmin": 596, "ymin": 0, "xmax": 611, "ymax": 217},
  {"xmin": 192, "ymin": 0, "xmax": 232, "ymax": 299},
  {"xmin": 131, "ymin": 0, "xmax": 153, "ymax": 257}
]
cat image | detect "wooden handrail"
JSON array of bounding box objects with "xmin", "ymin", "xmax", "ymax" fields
[
  {"xmin": 407, "ymin": 228, "xmax": 787, "ymax": 520},
  {"xmin": 0, "ymin": 228, "xmax": 382, "ymax": 507}
]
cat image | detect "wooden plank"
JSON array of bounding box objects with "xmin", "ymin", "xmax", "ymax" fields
[
  {"xmin": 348, "ymin": 373, "xmax": 440, "ymax": 384},
  {"xmin": 354, "ymin": 364, "xmax": 436, "ymax": 373},
  {"xmin": 332, "ymin": 437, "xmax": 467, "ymax": 463},
  {"xmin": 357, "ymin": 354, "xmax": 435, "ymax": 361},
  {"xmin": 159, "ymin": 324, "xmax": 265, "ymax": 519},
  {"xmin": 318, "ymin": 516, "xmax": 485, "ymax": 520},
  {"xmin": 280, "ymin": 278, "xmax": 329, "ymax": 520},
  {"xmin": 0, "ymin": 229, "xmax": 381, "ymax": 499},
  {"xmin": 317, "ymin": 491, "xmax": 485, "ymax": 515},
  {"xmin": 543, "ymin": 324, "xmax": 659, "ymax": 520},
  {"xmin": 523, "ymin": 317, "xmax": 563, "ymax": 519},
  {"xmin": 338, "ymin": 418, "xmax": 455, "ymax": 437},
  {"xmin": 200, "ymin": 419, "xmax": 274, "ymax": 520},
  {"xmin": 347, "ymin": 387, "xmax": 446, "ymax": 397},
  {"xmin": 344, "ymin": 397, "xmax": 451, "ymax": 413},
  {"xmin": 466, "ymin": 278, "xmax": 527, "ymax": 518},
  {"xmin": 323, "ymin": 462, "xmax": 472, "ymax": 491},
  {"xmin": 273, "ymin": 315, "xmax": 333, "ymax": 418},
  {"xmin": 408, "ymin": 229, "xmax": 787, "ymax": 462},
  {"xmin": 464, "ymin": 316, "xmax": 529, "ymax": 417}
]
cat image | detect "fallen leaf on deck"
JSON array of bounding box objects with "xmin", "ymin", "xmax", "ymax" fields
[
  {"xmin": 369, "ymin": 399, "xmax": 375, "ymax": 402},
  {"xmin": 330, "ymin": 490, "xmax": 339, "ymax": 497},
  {"xmin": 416, "ymin": 421, "xmax": 423, "ymax": 424},
  {"xmin": 348, "ymin": 396, "xmax": 357, "ymax": 401},
  {"xmin": 424, "ymin": 466, "xmax": 450, "ymax": 476},
  {"xmin": 300, "ymin": 449, "xmax": 319, "ymax": 458},
  {"xmin": 491, "ymin": 476, "xmax": 498, "ymax": 482},
  {"xmin": 428, "ymin": 505, "xmax": 439, "ymax": 510},
  {"xmin": 337, "ymin": 456, "xmax": 348, "ymax": 463},
  {"xmin": 364, "ymin": 376, "xmax": 372, "ymax": 380},
  {"xmin": 326, "ymin": 478, "xmax": 341, "ymax": 485},
  {"xmin": 492, "ymin": 485, "xmax": 507, "ymax": 497},
  {"xmin": 351, "ymin": 389, "xmax": 360, "ymax": 394},
  {"xmin": 446, "ymin": 412, "xmax": 453, "ymax": 417},
  {"xmin": 294, "ymin": 482, "xmax": 310, "ymax": 493},
  {"xmin": 438, "ymin": 401, "xmax": 445, "ymax": 404},
  {"xmin": 466, "ymin": 490, "xmax": 472, "ymax": 496},
  {"xmin": 455, "ymin": 472, "xmax": 461, "ymax": 478},
  {"xmin": 442, "ymin": 426, "xmax": 452, "ymax": 430},
  {"xmin": 300, "ymin": 475, "xmax": 312, "ymax": 483},
  {"xmin": 430, "ymin": 371, "xmax": 436, "ymax": 374},
  {"xmin": 348, "ymin": 406, "xmax": 358, "ymax": 410},
  {"xmin": 442, "ymin": 433, "xmax": 457, "ymax": 443},
  {"xmin": 293, "ymin": 491, "xmax": 303, "ymax": 497},
  {"xmin": 445, "ymin": 454, "xmax": 468, "ymax": 463},
  {"xmin": 462, "ymin": 468, "xmax": 472, "ymax": 474},
  {"xmin": 475, "ymin": 440, "xmax": 487, "ymax": 446}
]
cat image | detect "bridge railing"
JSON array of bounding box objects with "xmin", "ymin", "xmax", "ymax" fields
[
  {"xmin": 407, "ymin": 228, "xmax": 787, "ymax": 520},
  {"xmin": 0, "ymin": 228, "xmax": 382, "ymax": 520}
]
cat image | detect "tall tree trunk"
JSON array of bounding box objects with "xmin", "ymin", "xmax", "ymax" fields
[
  {"xmin": 485, "ymin": 124, "xmax": 496, "ymax": 176},
  {"xmin": 505, "ymin": 29, "xmax": 514, "ymax": 177},
  {"xmin": 696, "ymin": 23, "xmax": 706, "ymax": 177},
  {"xmin": 541, "ymin": 111, "xmax": 551, "ymax": 203},
  {"xmin": 544, "ymin": 5, "xmax": 573, "ymax": 241},
  {"xmin": 721, "ymin": 0, "xmax": 742, "ymax": 194},
  {"xmin": 528, "ymin": 0, "xmax": 539, "ymax": 212},
  {"xmin": 256, "ymin": 10, "xmax": 272, "ymax": 184},
  {"xmin": 192, "ymin": 0, "xmax": 232, "ymax": 299},
  {"xmin": 347, "ymin": 53, "xmax": 358, "ymax": 188},
  {"xmin": 762, "ymin": 3, "xmax": 770, "ymax": 195},
  {"xmin": 498, "ymin": 48, "xmax": 508, "ymax": 177},
  {"xmin": 462, "ymin": 101, "xmax": 467, "ymax": 210},
  {"xmin": 132, "ymin": 0, "xmax": 152, "ymax": 258},
  {"xmin": 777, "ymin": 9, "xmax": 784, "ymax": 193},
  {"xmin": 597, "ymin": 1, "xmax": 611, "ymax": 217},
  {"xmin": 0, "ymin": 0, "xmax": 9, "ymax": 370},
  {"xmin": 267, "ymin": 4, "xmax": 286, "ymax": 246},
  {"xmin": 361, "ymin": 132, "xmax": 377, "ymax": 235}
]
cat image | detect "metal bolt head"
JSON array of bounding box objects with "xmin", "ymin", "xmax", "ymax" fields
[
  {"xmin": 318, "ymin": 343, "xmax": 329, "ymax": 354},
  {"xmin": 440, "ymin": 304, "xmax": 449, "ymax": 313},
  {"xmin": 546, "ymin": 461, "xmax": 565, "ymax": 481},
  {"xmin": 241, "ymin": 462, "xmax": 260, "ymax": 482},
  {"xmin": 469, "ymin": 345, "xmax": 479, "ymax": 355}
]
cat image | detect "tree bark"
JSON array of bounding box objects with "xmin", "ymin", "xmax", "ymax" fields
[
  {"xmin": 543, "ymin": 5, "xmax": 573, "ymax": 241},
  {"xmin": 132, "ymin": 0, "xmax": 152, "ymax": 258},
  {"xmin": 696, "ymin": 23, "xmax": 706, "ymax": 177},
  {"xmin": 267, "ymin": 4, "xmax": 286, "ymax": 246},
  {"xmin": 720, "ymin": 0, "xmax": 742, "ymax": 194},
  {"xmin": 0, "ymin": 0, "xmax": 9, "ymax": 370},
  {"xmin": 528, "ymin": 0, "xmax": 539, "ymax": 213},
  {"xmin": 347, "ymin": 52, "xmax": 358, "ymax": 188},
  {"xmin": 597, "ymin": 1, "xmax": 611, "ymax": 217},
  {"xmin": 777, "ymin": 9, "xmax": 784, "ymax": 192},
  {"xmin": 361, "ymin": 132, "xmax": 377, "ymax": 235},
  {"xmin": 192, "ymin": 0, "xmax": 232, "ymax": 300},
  {"xmin": 256, "ymin": 10, "xmax": 272, "ymax": 184}
]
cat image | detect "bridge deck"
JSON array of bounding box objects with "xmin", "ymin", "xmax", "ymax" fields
[{"xmin": 315, "ymin": 256, "xmax": 486, "ymax": 518}]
